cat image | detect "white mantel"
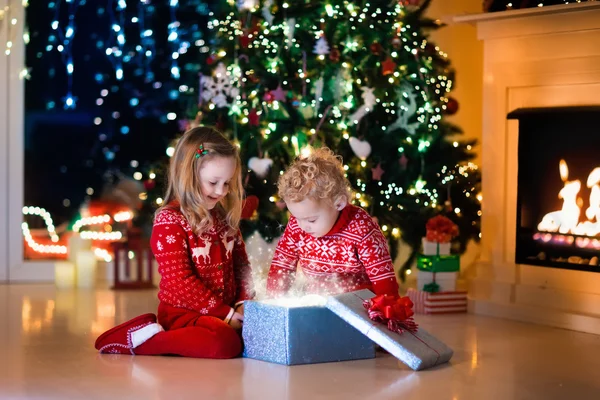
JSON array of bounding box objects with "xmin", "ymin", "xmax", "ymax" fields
[{"xmin": 455, "ymin": 3, "xmax": 600, "ymax": 335}]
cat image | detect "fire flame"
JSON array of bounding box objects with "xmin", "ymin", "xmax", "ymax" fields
[{"xmin": 537, "ymin": 159, "xmax": 600, "ymax": 237}]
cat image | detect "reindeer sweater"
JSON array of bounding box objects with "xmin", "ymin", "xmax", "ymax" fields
[
  {"xmin": 150, "ymin": 205, "xmax": 254, "ymax": 322},
  {"xmin": 267, "ymin": 205, "xmax": 399, "ymax": 297}
]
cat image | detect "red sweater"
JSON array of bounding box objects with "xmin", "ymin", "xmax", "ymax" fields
[
  {"xmin": 150, "ymin": 205, "xmax": 253, "ymax": 322},
  {"xmin": 267, "ymin": 205, "xmax": 399, "ymax": 297}
]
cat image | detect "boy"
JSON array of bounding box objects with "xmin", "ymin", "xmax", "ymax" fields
[{"xmin": 266, "ymin": 147, "xmax": 399, "ymax": 297}]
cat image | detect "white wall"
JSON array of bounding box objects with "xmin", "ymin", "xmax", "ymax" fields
[
  {"xmin": 0, "ymin": 0, "xmax": 10, "ymax": 281},
  {"xmin": 427, "ymin": 0, "xmax": 484, "ymax": 165}
]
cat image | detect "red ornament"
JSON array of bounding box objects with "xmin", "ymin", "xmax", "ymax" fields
[
  {"xmin": 371, "ymin": 163, "xmax": 385, "ymax": 181},
  {"xmin": 206, "ymin": 54, "xmax": 216, "ymax": 65},
  {"xmin": 144, "ymin": 179, "xmax": 155, "ymax": 190},
  {"xmin": 248, "ymin": 73, "xmax": 260, "ymax": 84},
  {"xmin": 400, "ymin": 0, "xmax": 421, "ymax": 7},
  {"xmin": 263, "ymin": 91, "xmax": 274, "ymax": 103},
  {"xmin": 399, "ymin": 154, "xmax": 409, "ymax": 170},
  {"xmin": 370, "ymin": 42, "xmax": 382, "ymax": 55},
  {"xmin": 248, "ymin": 108, "xmax": 260, "ymax": 126},
  {"xmin": 241, "ymin": 195, "xmax": 259, "ymax": 220},
  {"xmin": 240, "ymin": 32, "xmax": 251, "ymax": 48},
  {"xmin": 381, "ymin": 57, "xmax": 397, "ymax": 76},
  {"xmin": 444, "ymin": 97, "xmax": 459, "ymax": 115},
  {"xmin": 329, "ymin": 48, "xmax": 340, "ymax": 63}
]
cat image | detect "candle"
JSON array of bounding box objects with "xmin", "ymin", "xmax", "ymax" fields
[
  {"xmin": 76, "ymin": 250, "xmax": 97, "ymax": 289},
  {"xmin": 55, "ymin": 262, "xmax": 76, "ymax": 289}
]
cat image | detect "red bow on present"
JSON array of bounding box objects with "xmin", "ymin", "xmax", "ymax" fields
[
  {"xmin": 425, "ymin": 215, "xmax": 459, "ymax": 243},
  {"xmin": 363, "ymin": 294, "xmax": 418, "ymax": 334}
]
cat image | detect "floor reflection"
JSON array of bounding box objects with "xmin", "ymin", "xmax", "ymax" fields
[{"xmin": 1, "ymin": 283, "xmax": 600, "ymax": 399}]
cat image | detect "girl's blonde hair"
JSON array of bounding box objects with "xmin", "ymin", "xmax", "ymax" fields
[
  {"xmin": 158, "ymin": 126, "xmax": 243, "ymax": 236},
  {"xmin": 278, "ymin": 147, "xmax": 351, "ymax": 205}
]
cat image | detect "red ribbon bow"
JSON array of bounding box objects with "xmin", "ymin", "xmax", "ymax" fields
[
  {"xmin": 363, "ymin": 294, "xmax": 418, "ymax": 335},
  {"xmin": 425, "ymin": 215, "xmax": 459, "ymax": 243}
]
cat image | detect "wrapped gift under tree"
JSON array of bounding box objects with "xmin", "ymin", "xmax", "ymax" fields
[
  {"xmin": 421, "ymin": 215, "xmax": 459, "ymax": 256},
  {"xmin": 417, "ymin": 215, "xmax": 461, "ymax": 293},
  {"xmin": 407, "ymin": 288, "xmax": 468, "ymax": 314}
]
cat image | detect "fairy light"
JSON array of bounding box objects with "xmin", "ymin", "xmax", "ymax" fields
[
  {"xmin": 113, "ymin": 211, "xmax": 133, "ymax": 222},
  {"xmin": 22, "ymin": 206, "xmax": 59, "ymax": 242},
  {"xmin": 73, "ymin": 214, "xmax": 111, "ymax": 233},
  {"xmin": 21, "ymin": 223, "xmax": 67, "ymax": 255},
  {"xmin": 80, "ymin": 231, "xmax": 123, "ymax": 241},
  {"xmin": 94, "ymin": 247, "xmax": 113, "ymax": 262}
]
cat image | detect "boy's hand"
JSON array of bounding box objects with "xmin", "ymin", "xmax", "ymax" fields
[
  {"xmin": 228, "ymin": 311, "xmax": 244, "ymax": 330},
  {"xmin": 235, "ymin": 303, "xmax": 244, "ymax": 316}
]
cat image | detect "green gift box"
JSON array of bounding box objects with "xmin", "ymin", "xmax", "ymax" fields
[{"xmin": 416, "ymin": 254, "xmax": 460, "ymax": 273}]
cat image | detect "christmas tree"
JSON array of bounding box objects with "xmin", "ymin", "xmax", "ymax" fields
[{"xmin": 189, "ymin": 0, "xmax": 481, "ymax": 276}]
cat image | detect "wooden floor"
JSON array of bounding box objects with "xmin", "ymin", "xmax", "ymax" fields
[{"xmin": 1, "ymin": 283, "xmax": 599, "ymax": 400}]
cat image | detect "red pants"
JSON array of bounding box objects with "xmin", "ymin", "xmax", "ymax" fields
[{"xmin": 134, "ymin": 303, "xmax": 242, "ymax": 359}]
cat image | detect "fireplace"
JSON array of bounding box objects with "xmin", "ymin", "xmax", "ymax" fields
[
  {"xmin": 454, "ymin": 2, "xmax": 600, "ymax": 335},
  {"xmin": 511, "ymin": 106, "xmax": 600, "ymax": 273}
]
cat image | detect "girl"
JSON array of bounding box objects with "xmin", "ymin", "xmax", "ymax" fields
[
  {"xmin": 267, "ymin": 147, "xmax": 399, "ymax": 298},
  {"xmin": 95, "ymin": 127, "xmax": 254, "ymax": 358}
]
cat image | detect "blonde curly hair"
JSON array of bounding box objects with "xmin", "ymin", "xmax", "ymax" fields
[{"xmin": 278, "ymin": 147, "xmax": 351, "ymax": 205}]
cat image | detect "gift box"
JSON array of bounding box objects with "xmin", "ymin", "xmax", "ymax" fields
[
  {"xmin": 326, "ymin": 289, "xmax": 453, "ymax": 371},
  {"xmin": 407, "ymin": 288, "xmax": 468, "ymax": 314},
  {"xmin": 417, "ymin": 270, "xmax": 457, "ymax": 292},
  {"xmin": 416, "ymin": 254, "xmax": 460, "ymax": 273},
  {"xmin": 423, "ymin": 215, "xmax": 459, "ymax": 256},
  {"xmin": 422, "ymin": 238, "xmax": 451, "ymax": 255},
  {"xmin": 242, "ymin": 296, "xmax": 376, "ymax": 365}
]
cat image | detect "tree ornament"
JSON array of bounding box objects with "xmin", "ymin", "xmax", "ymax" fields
[
  {"xmin": 399, "ymin": 154, "xmax": 409, "ymax": 170},
  {"xmin": 248, "ymin": 157, "xmax": 273, "ymax": 178},
  {"xmin": 349, "ymin": 137, "xmax": 372, "ymax": 160},
  {"xmin": 241, "ymin": 195, "xmax": 260, "ymax": 219},
  {"xmin": 372, "ymin": 163, "xmax": 385, "ymax": 181},
  {"xmin": 381, "ymin": 57, "xmax": 397, "ymax": 76},
  {"xmin": 392, "ymin": 37, "xmax": 402, "ymax": 49},
  {"xmin": 387, "ymin": 84, "xmax": 419, "ymax": 134},
  {"xmin": 285, "ymin": 19, "xmax": 296, "ymax": 48},
  {"xmin": 248, "ymin": 108, "xmax": 260, "ymax": 126},
  {"xmin": 271, "ymin": 85, "xmax": 287, "ymax": 102},
  {"xmin": 240, "ymin": 30, "xmax": 251, "ymax": 48},
  {"xmin": 329, "ymin": 48, "xmax": 341, "ymax": 63},
  {"xmin": 348, "ymin": 87, "xmax": 376, "ymax": 125},
  {"xmin": 370, "ymin": 42, "xmax": 382, "ymax": 55},
  {"xmin": 313, "ymin": 37, "xmax": 330, "ymax": 55},
  {"xmin": 262, "ymin": 0, "xmax": 275, "ymax": 24},
  {"xmin": 444, "ymin": 97, "xmax": 459, "ymax": 115},
  {"xmin": 237, "ymin": 0, "xmax": 258, "ymax": 11}
]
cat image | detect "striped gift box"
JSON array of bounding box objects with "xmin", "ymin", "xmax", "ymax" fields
[{"xmin": 407, "ymin": 288, "xmax": 468, "ymax": 314}]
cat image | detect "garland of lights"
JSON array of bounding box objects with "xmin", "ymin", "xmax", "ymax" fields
[{"xmin": 21, "ymin": 206, "xmax": 132, "ymax": 260}]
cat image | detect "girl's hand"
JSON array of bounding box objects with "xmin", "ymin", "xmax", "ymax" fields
[{"xmin": 228, "ymin": 311, "xmax": 244, "ymax": 330}]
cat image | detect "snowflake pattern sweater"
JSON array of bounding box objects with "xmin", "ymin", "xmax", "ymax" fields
[
  {"xmin": 267, "ymin": 205, "xmax": 399, "ymax": 296},
  {"xmin": 150, "ymin": 205, "xmax": 254, "ymax": 322}
]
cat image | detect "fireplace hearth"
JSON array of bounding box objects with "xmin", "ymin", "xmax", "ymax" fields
[{"xmin": 511, "ymin": 106, "xmax": 600, "ymax": 273}]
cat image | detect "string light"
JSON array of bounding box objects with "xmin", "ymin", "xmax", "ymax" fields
[
  {"xmin": 80, "ymin": 231, "xmax": 123, "ymax": 241},
  {"xmin": 22, "ymin": 223, "xmax": 68, "ymax": 255},
  {"xmin": 22, "ymin": 206, "xmax": 60, "ymax": 242}
]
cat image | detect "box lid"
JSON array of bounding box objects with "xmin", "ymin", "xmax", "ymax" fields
[{"xmin": 325, "ymin": 289, "xmax": 454, "ymax": 371}]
